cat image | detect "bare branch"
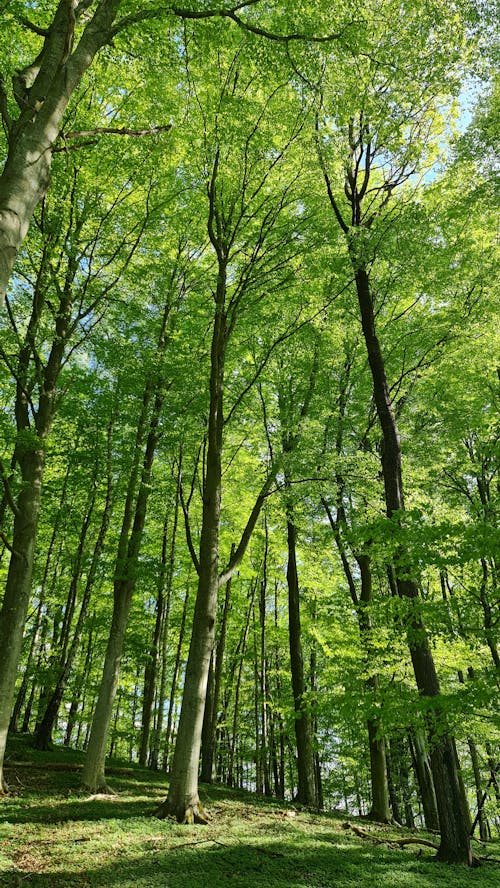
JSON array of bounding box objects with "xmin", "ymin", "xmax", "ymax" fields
[{"xmin": 60, "ymin": 124, "xmax": 172, "ymax": 141}]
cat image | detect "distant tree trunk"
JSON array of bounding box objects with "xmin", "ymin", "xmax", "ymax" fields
[
  {"xmin": 33, "ymin": 485, "xmax": 97, "ymax": 749},
  {"xmin": 10, "ymin": 455, "xmax": 72, "ymax": 734},
  {"xmin": 253, "ymin": 603, "xmax": 263, "ymax": 794},
  {"xmin": 200, "ymin": 548, "xmax": 233, "ymax": 784},
  {"xmin": 259, "ymin": 526, "xmax": 272, "ymax": 797},
  {"xmin": 81, "ymin": 385, "xmax": 163, "ymax": 792},
  {"xmin": 9, "ymin": 594, "xmax": 45, "ymax": 735},
  {"xmin": 227, "ymin": 587, "xmax": 255, "ymax": 789},
  {"xmin": 200, "ymin": 653, "xmax": 216, "ymax": 783},
  {"xmin": 163, "ymin": 578, "xmax": 191, "ymax": 771},
  {"xmin": 150, "ymin": 463, "xmax": 181, "ymax": 770},
  {"xmin": 356, "ymin": 555, "xmax": 391, "ymax": 823},
  {"xmin": 0, "ymin": 444, "xmax": 45, "ymax": 791},
  {"xmin": 139, "ymin": 542, "xmax": 167, "ymax": 767},
  {"xmin": 64, "ymin": 615, "xmax": 95, "ymax": 748},
  {"xmin": 386, "ymin": 742, "xmax": 403, "ymax": 825},
  {"xmin": 408, "ymin": 728, "xmax": 439, "ymax": 831},
  {"xmin": 324, "ymin": 500, "xmax": 391, "ymax": 823},
  {"xmin": 34, "ymin": 431, "xmax": 114, "ymax": 750},
  {"xmin": 286, "ymin": 517, "xmax": 317, "ymax": 806}
]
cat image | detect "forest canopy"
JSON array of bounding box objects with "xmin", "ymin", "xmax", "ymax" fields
[{"xmin": 0, "ymin": 0, "xmax": 499, "ymax": 870}]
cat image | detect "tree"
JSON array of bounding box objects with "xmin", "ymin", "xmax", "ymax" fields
[{"xmin": 316, "ymin": 71, "xmax": 474, "ymax": 859}]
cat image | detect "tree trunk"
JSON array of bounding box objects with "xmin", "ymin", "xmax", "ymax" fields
[
  {"xmin": 200, "ymin": 550, "xmax": 233, "ymax": 783},
  {"xmin": 64, "ymin": 615, "xmax": 95, "ymax": 747},
  {"xmin": 163, "ymin": 578, "xmax": 191, "ymax": 771},
  {"xmin": 354, "ymin": 263, "xmax": 473, "ymax": 864},
  {"xmin": 34, "ymin": 439, "xmax": 113, "ymax": 750},
  {"xmin": 227, "ymin": 588, "xmax": 255, "ymax": 789},
  {"xmin": 82, "ymin": 387, "xmax": 162, "ymax": 792},
  {"xmin": 409, "ymin": 728, "xmax": 439, "ymax": 831},
  {"xmin": 0, "ymin": 446, "xmax": 44, "ymax": 792},
  {"xmin": 325, "ymin": 499, "xmax": 391, "ymax": 822},
  {"xmin": 0, "ymin": 0, "xmax": 122, "ymax": 309},
  {"xmin": 286, "ymin": 517, "xmax": 317, "ymax": 806},
  {"xmin": 150, "ymin": 463, "xmax": 181, "ymax": 770},
  {"xmin": 10, "ymin": 454, "xmax": 72, "ymax": 734}
]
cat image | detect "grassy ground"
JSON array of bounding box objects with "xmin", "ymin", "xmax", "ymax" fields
[{"xmin": 1, "ymin": 737, "xmax": 498, "ymax": 888}]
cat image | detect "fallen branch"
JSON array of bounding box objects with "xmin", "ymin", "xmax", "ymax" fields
[{"xmin": 342, "ymin": 822, "xmax": 439, "ymax": 851}]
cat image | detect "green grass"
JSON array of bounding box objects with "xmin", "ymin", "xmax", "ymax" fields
[{"xmin": 1, "ymin": 737, "xmax": 498, "ymax": 887}]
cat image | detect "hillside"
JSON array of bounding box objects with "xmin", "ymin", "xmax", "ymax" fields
[{"xmin": 0, "ymin": 738, "xmax": 498, "ymax": 888}]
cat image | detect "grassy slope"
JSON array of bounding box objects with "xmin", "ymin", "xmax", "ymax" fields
[{"xmin": 0, "ymin": 737, "xmax": 498, "ymax": 888}]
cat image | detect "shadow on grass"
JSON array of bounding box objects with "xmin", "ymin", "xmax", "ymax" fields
[{"xmin": 0, "ymin": 835, "xmax": 497, "ymax": 888}]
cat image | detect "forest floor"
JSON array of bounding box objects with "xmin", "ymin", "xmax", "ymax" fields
[{"xmin": 0, "ymin": 737, "xmax": 499, "ymax": 888}]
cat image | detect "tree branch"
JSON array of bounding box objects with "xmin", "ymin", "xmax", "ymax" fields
[
  {"xmin": 61, "ymin": 123, "xmax": 172, "ymax": 140},
  {"xmin": 218, "ymin": 463, "xmax": 278, "ymax": 587}
]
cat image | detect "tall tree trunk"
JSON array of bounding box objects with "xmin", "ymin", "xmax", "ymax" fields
[
  {"xmin": 10, "ymin": 453, "xmax": 72, "ymax": 734},
  {"xmin": 259, "ymin": 526, "xmax": 272, "ymax": 797},
  {"xmin": 354, "ymin": 263, "xmax": 473, "ymax": 863},
  {"xmin": 156, "ymin": 256, "xmax": 227, "ymax": 821},
  {"xmin": 356, "ymin": 554, "xmax": 391, "ymax": 823},
  {"xmin": 64, "ymin": 615, "xmax": 95, "ymax": 748},
  {"xmin": 286, "ymin": 517, "xmax": 317, "ymax": 806},
  {"xmin": 324, "ymin": 500, "xmax": 391, "ymax": 823},
  {"xmin": 139, "ymin": 549, "xmax": 167, "ymax": 767},
  {"xmin": 33, "ymin": 485, "xmax": 96, "ymax": 749}
]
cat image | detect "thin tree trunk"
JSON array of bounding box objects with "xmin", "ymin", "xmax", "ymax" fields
[
  {"xmin": 408, "ymin": 728, "xmax": 439, "ymax": 831},
  {"xmin": 200, "ymin": 546, "xmax": 233, "ymax": 783},
  {"xmin": 227, "ymin": 587, "xmax": 255, "ymax": 789},
  {"xmin": 34, "ymin": 430, "xmax": 114, "ymax": 750},
  {"xmin": 286, "ymin": 517, "xmax": 317, "ymax": 806},
  {"xmin": 324, "ymin": 500, "xmax": 391, "ymax": 823},
  {"xmin": 150, "ymin": 462, "xmax": 181, "ymax": 770},
  {"xmin": 163, "ymin": 577, "xmax": 191, "ymax": 772},
  {"xmin": 10, "ymin": 455, "xmax": 72, "ymax": 733},
  {"xmin": 81, "ymin": 385, "xmax": 163, "ymax": 792},
  {"xmin": 64, "ymin": 615, "xmax": 95, "ymax": 747}
]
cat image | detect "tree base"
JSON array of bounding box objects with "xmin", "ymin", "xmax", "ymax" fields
[
  {"xmin": 81, "ymin": 781, "xmax": 113, "ymax": 796},
  {"xmin": 155, "ymin": 798, "xmax": 210, "ymax": 824}
]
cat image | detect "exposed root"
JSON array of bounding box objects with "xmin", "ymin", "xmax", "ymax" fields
[{"xmin": 183, "ymin": 802, "xmax": 210, "ymax": 825}]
